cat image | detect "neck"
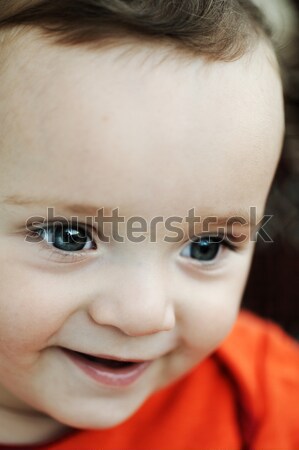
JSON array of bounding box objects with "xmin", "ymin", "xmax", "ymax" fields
[{"xmin": 0, "ymin": 406, "xmax": 72, "ymax": 446}]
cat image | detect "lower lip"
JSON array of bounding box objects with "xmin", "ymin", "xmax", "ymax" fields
[{"xmin": 62, "ymin": 349, "xmax": 152, "ymax": 387}]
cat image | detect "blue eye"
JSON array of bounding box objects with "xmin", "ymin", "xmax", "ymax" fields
[
  {"xmin": 180, "ymin": 236, "xmax": 234, "ymax": 263},
  {"xmin": 38, "ymin": 223, "xmax": 95, "ymax": 252}
]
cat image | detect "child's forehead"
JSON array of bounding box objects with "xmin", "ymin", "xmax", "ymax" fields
[{"xmin": 0, "ymin": 32, "xmax": 284, "ymax": 218}]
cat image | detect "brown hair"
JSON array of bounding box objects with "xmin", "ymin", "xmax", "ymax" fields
[{"xmin": 0, "ymin": 0, "xmax": 272, "ymax": 62}]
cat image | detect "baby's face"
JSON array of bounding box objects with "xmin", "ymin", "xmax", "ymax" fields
[{"xmin": 0, "ymin": 32, "xmax": 283, "ymax": 440}]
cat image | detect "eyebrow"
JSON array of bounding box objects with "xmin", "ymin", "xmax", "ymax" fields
[
  {"xmin": 2, "ymin": 195, "xmax": 101, "ymax": 215},
  {"xmin": 2, "ymin": 195, "xmax": 261, "ymax": 226}
]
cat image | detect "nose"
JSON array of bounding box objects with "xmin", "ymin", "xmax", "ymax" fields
[{"xmin": 88, "ymin": 264, "xmax": 176, "ymax": 336}]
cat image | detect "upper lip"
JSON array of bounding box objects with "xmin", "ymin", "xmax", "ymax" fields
[{"xmin": 62, "ymin": 347, "xmax": 151, "ymax": 363}]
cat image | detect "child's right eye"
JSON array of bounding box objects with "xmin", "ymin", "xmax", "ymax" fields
[{"xmin": 36, "ymin": 223, "xmax": 97, "ymax": 253}]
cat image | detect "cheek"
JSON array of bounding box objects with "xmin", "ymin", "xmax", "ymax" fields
[
  {"xmin": 0, "ymin": 262, "xmax": 74, "ymax": 359},
  {"xmin": 177, "ymin": 257, "xmax": 253, "ymax": 352}
]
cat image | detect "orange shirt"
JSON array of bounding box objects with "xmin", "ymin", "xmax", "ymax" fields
[{"xmin": 2, "ymin": 311, "xmax": 299, "ymax": 450}]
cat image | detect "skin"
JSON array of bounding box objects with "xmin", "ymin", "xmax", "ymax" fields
[{"xmin": 0, "ymin": 31, "xmax": 284, "ymax": 444}]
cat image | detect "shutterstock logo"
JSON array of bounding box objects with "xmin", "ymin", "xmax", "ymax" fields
[{"xmin": 24, "ymin": 206, "xmax": 274, "ymax": 245}]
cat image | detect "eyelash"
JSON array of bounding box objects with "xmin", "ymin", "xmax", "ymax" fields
[
  {"xmin": 27, "ymin": 222, "xmax": 240, "ymax": 266},
  {"xmin": 27, "ymin": 222, "xmax": 98, "ymax": 263},
  {"xmin": 179, "ymin": 235, "xmax": 239, "ymax": 267}
]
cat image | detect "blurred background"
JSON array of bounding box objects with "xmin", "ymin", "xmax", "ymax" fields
[{"xmin": 242, "ymin": 0, "xmax": 299, "ymax": 339}]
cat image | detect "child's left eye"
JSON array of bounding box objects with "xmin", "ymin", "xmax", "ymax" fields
[{"xmin": 180, "ymin": 236, "xmax": 237, "ymax": 264}]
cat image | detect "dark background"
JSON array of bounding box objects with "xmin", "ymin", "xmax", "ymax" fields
[
  {"xmin": 242, "ymin": 33, "xmax": 299, "ymax": 339},
  {"xmin": 242, "ymin": 101, "xmax": 299, "ymax": 339}
]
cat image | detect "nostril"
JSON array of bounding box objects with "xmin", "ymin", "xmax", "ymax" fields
[{"xmin": 87, "ymin": 290, "xmax": 175, "ymax": 336}]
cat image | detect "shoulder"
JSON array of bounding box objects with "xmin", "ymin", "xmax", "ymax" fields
[
  {"xmin": 219, "ymin": 310, "xmax": 299, "ymax": 376},
  {"xmin": 216, "ymin": 311, "xmax": 299, "ymax": 449}
]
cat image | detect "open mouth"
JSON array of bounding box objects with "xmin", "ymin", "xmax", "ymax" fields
[
  {"xmin": 72, "ymin": 350, "xmax": 139, "ymax": 369},
  {"xmin": 62, "ymin": 348, "xmax": 152, "ymax": 387}
]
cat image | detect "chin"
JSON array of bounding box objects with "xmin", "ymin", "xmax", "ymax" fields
[{"xmin": 50, "ymin": 396, "xmax": 148, "ymax": 431}]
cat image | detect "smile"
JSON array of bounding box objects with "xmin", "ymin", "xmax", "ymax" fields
[{"xmin": 62, "ymin": 348, "xmax": 152, "ymax": 387}]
